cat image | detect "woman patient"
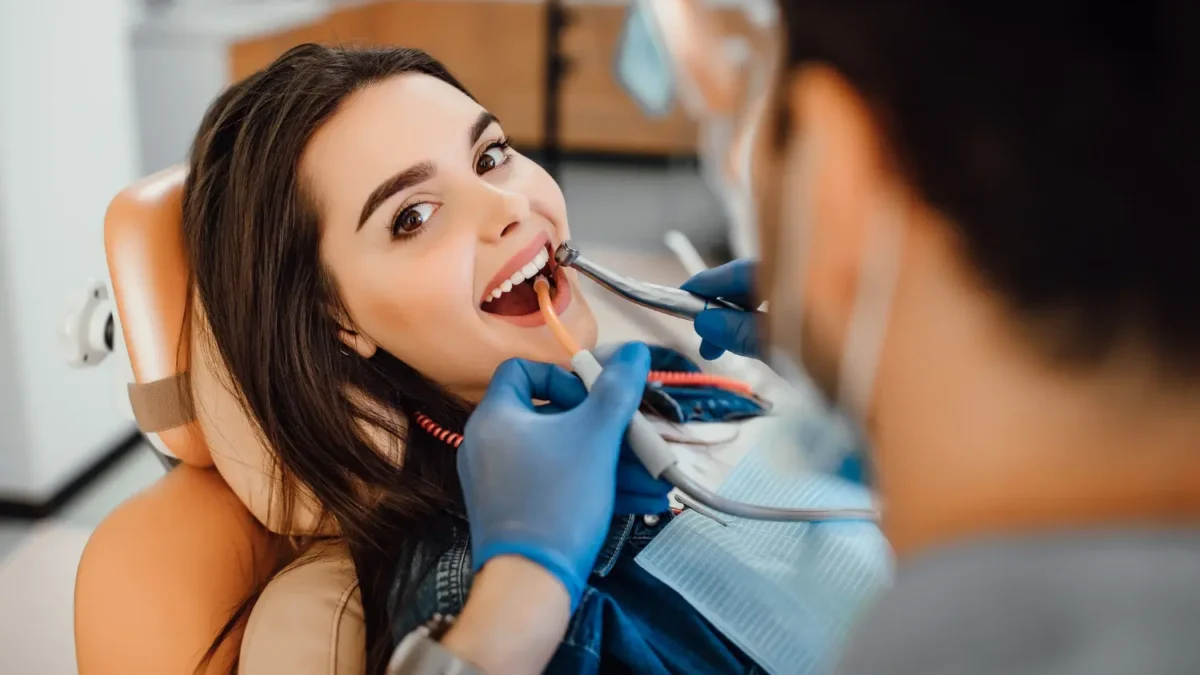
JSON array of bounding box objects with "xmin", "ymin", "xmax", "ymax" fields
[{"xmin": 185, "ymin": 44, "xmax": 768, "ymax": 674}]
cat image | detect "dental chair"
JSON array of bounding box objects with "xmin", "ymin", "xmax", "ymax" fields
[{"xmin": 73, "ymin": 167, "xmax": 365, "ymax": 674}]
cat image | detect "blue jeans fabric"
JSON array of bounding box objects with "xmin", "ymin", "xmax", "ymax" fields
[
  {"xmin": 546, "ymin": 513, "xmax": 765, "ymax": 675},
  {"xmin": 390, "ymin": 513, "xmax": 765, "ymax": 674}
]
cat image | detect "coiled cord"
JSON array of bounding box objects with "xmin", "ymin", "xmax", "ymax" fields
[{"xmin": 415, "ymin": 371, "xmax": 754, "ymax": 450}]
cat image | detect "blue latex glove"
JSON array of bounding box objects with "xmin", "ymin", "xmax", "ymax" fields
[
  {"xmin": 680, "ymin": 259, "xmax": 762, "ymax": 360},
  {"xmin": 536, "ymin": 374, "xmax": 673, "ymax": 516},
  {"xmin": 458, "ymin": 342, "xmax": 652, "ymax": 609}
]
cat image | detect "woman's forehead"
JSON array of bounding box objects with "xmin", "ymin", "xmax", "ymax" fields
[
  {"xmin": 310, "ymin": 73, "xmax": 483, "ymax": 163},
  {"xmin": 301, "ymin": 73, "xmax": 486, "ymax": 215}
]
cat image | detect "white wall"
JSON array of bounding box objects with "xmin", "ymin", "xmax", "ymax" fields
[
  {"xmin": 132, "ymin": 32, "xmax": 229, "ymax": 173},
  {"xmin": 0, "ymin": 0, "xmax": 141, "ymax": 499},
  {"xmin": 131, "ymin": 1, "xmax": 331, "ymax": 173},
  {"xmin": 0, "ymin": 167, "xmax": 33, "ymax": 494}
]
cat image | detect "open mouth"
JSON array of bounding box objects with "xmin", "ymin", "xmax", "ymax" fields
[{"xmin": 480, "ymin": 237, "xmax": 565, "ymax": 317}]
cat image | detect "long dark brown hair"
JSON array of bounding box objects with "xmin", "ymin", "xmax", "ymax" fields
[{"xmin": 183, "ymin": 44, "xmax": 474, "ymax": 674}]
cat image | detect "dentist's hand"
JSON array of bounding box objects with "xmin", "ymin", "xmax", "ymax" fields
[
  {"xmin": 536, "ymin": 349, "xmax": 673, "ymax": 517},
  {"xmin": 458, "ymin": 342, "xmax": 652, "ymax": 610},
  {"xmin": 681, "ymin": 259, "xmax": 762, "ymax": 360}
]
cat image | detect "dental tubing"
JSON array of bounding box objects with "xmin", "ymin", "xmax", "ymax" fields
[
  {"xmin": 415, "ymin": 372, "xmax": 753, "ymax": 450},
  {"xmin": 533, "ymin": 278, "xmax": 879, "ymax": 523}
]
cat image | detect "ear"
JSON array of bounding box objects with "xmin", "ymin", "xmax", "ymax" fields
[
  {"xmin": 338, "ymin": 327, "xmax": 377, "ymax": 359},
  {"xmin": 784, "ymin": 65, "xmax": 897, "ymax": 346}
]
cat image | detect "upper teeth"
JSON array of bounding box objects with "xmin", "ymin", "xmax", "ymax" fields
[{"xmin": 488, "ymin": 247, "xmax": 550, "ymax": 301}]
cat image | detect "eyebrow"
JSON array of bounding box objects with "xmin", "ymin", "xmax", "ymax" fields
[
  {"xmin": 358, "ymin": 161, "xmax": 436, "ymax": 230},
  {"xmin": 356, "ymin": 111, "xmax": 501, "ymax": 231},
  {"xmin": 470, "ymin": 110, "xmax": 500, "ymax": 147}
]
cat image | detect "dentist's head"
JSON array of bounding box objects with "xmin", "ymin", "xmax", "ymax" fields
[{"xmin": 758, "ymin": 0, "xmax": 1200, "ymax": 555}]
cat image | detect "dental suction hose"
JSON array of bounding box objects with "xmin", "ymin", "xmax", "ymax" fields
[
  {"xmin": 570, "ymin": 348, "xmax": 876, "ymax": 523},
  {"xmin": 534, "ymin": 276, "xmax": 877, "ymax": 524},
  {"xmin": 659, "ymin": 466, "xmax": 878, "ymax": 523},
  {"xmin": 555, "ymin": 241, "xmax": 760, "ymax": 321}
]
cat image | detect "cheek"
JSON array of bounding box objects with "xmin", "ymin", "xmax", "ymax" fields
[
  {"xmin": 519, "ymin": 158, "xmax": 570, "ymax": 236},
  {"xmin": 812, "ymin": 152, "xmax": 871, "ymax": 312},
  {"xmin": 335, "ymin": 239, "xmax": 475, "ymax": 355}
]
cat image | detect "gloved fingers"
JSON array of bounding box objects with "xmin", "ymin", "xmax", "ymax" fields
[
  {"xmin": 698, "ymin": 339, "xmax": 727, "ymax": 361},
  {"xmin": 576, "ymin": 342, "xmax": 652, "ymax": 432},
  {"xmin": 615, "ymin": 455, "xmax": 673, "ymax": 498},
  {"xmin": 612, "ymin": 493, "xmax": 671, "ymax": 517},
  {"xmin": 485, "ymin": 358, "xmax": 587, "ymax": 411},
  {"xmin": 613, "ymin": 443, "xmax": 672, "ymax": 517},
  {"xmin": 534, "ymin": 401, "xmax": 574, "ymax": 415},
  {"xmin": 694, "ymin": 309, "xmax": 761, "ymax": 359},
  {"xmin": 531, "ymin": 376, "xmax": 588, "ymax": 413},
  {"xmin": 680, "ymin": 259, "xmax": 758, "ymax": 307},
  {"xmin": 534, "ymin": 364, "xmax": 591, "ymax": 409}
]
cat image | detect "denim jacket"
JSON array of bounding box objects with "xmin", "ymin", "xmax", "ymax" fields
[{"xmin": 388, "ymin": 513, "xmax": 765, "ymax": 674}]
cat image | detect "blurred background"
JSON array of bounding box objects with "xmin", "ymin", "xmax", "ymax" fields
[{"xmin": 0, "ymin": 1, "xmax": 761, "ymax": 672}]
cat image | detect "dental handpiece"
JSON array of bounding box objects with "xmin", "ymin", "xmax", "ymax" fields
[
  {"xmin": 532, "ymin": 277, "xmax": 877, "ymax": 525},
  {"xmin": 554, "ymin": 241, "xmax": 759, "ymax": 321}
]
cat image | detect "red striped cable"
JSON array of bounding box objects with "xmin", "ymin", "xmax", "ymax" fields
[
  {"xmin": 647, "ymin": 370, "xmax": 754, "ymax": 396},
  {"xmin": 414, "ymin": 412, "xmax": 464, "ymax": 449},
  {"xmin": 416, "ymin": 371, "xmax": 753, "ymax": 449}
]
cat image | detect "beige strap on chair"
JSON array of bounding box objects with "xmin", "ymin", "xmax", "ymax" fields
[{"xmin": 128, "ymin": 372, "xmax": 196, "ymax": 433}]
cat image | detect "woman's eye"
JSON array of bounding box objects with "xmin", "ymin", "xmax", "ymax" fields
[
  {"xmin": 391, "ymin": 202, "xmax": 436, "ymax": 237},
  {"xmin": 476, "ymin": 143, "xmax": 509, "ymax": 174}
]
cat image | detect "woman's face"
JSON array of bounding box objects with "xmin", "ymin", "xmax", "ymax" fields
[{"xmin": 304, "ymin": 73, "xmax": 597, "ymax": 399}]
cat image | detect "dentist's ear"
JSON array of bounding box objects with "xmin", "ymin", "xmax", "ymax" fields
[{"xmin": 338, "ymin": 328, "xmax": 377, "ymax": 359}]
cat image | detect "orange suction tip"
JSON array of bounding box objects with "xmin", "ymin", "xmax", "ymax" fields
[{"xmin": 534, "ymin": 277, "xmax": 581, "ymax": 357}]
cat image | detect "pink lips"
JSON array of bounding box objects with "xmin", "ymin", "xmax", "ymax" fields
[
  {"xmin": 479, "ymin": 232, "xmax": 551, "ymax": 305},
  {"xmin": 478, "ymin": 231, "xmax": 574, "ymax": 328}
]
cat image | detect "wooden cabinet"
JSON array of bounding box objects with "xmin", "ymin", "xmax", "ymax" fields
[
  {"xmin": 560, "ymin": 4, "xmax": 697, "ymax": 154},
  {"xmin": 227, "ymin": 1, "xmax": 747, "ymax": 156},
  {"xmin": 370, "ymin": 1, "xmax": 548, "ymax": 146}
]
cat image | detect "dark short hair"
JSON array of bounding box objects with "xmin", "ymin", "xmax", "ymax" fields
[{"xmin": 776, "ymin": 1, "xmax": 1199, "ymax": 372}]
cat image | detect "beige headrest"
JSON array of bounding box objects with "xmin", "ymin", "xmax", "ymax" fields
[
  {"xmin": 107, "ymin": 165, "xmax": 326, "ymax": 535},
  {"xmin": 191, "ymin": 311, "xmax": 331, "ymax": 535}
]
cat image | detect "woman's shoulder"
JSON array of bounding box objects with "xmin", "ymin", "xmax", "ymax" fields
[{"xmin": 239, "ymin": 539, "xmax": 366, "ymax": 675}]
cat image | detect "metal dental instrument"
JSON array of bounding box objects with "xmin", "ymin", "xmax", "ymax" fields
[
  {"xmin": 555, "ymin": 240, "xmax": 760, "ymax": 321},
  {"xmin": 538, "ymin": 253, "xmax": 878, "ymax": 524}
]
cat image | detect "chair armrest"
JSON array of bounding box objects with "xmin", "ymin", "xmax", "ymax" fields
[{"xmin": 75, "ymin": 465, "xmax": 281, "ymax": 674}]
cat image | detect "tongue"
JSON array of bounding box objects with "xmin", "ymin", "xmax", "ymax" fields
[{"xmin": 483, "ymin": 277, "xmax": 542, "ymax": 316}]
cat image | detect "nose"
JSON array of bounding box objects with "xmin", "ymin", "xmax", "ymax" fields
[{"xmin": 479, "ymin": 184, "xmax": 531, "ymax": 242}]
